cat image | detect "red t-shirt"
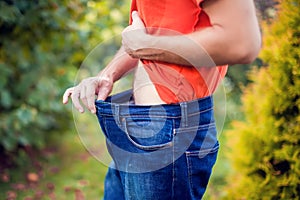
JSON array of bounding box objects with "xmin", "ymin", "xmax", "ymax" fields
[{"xmin": 130, "ymin": 0, "xmax": 228, "ymax": 103}]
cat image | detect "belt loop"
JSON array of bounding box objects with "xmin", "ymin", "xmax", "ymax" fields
[
  {"xmin": 180, "ymin": 102, "xmax": 188, "ymax": 128},
  {"xmin": 114, "ymin": 104, "xmax": 121, "ymax": 126}
]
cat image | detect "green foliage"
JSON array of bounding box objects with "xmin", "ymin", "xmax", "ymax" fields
[
  {"xmin": 0, "ymin": 0, "xmax": 130, "ymax": 156},
  {"xmin": 224, "ymin": 0, "xmax": 300, "ymax": 199},
  {"xmin": 254, "ymin": 0, "xmax": 278, "ymax": 21}
]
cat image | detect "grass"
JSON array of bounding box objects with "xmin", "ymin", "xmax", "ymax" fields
[{"xmin": 0, "ymin": 127, "xmax": 108, "ymax": 200}]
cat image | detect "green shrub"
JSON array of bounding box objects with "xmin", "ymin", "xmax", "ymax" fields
[
  {"xmin": 224, "ymin": 0, "xmax": 300, "ymax": 199},
  {"xmin": 0, "ymin": 0, "xmax": 129, "ymax": 158}
]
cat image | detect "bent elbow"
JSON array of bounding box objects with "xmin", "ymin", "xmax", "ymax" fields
[
  {"xmin": 235, "ymin": 37, "xmax": 261, "ymax": 64},
  {"xmin": 238, "ymin": 46, "xmax": 261, "ymax": 64}
]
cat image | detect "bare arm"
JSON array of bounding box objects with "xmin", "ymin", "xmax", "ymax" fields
[
  {"xmin": 122, "ymin": 0, "xmax": 261, "ymax": 66},
  {"xmin": 63, "ymin": 46, "xmax": 138, "ymax": 113},
  {"xmin": 98, "ymin": 46, "xmax": 138, "ymax": 83},
  {"xmin": 191, "ymin": 0, "xmax": 261, "ymax": 65}
]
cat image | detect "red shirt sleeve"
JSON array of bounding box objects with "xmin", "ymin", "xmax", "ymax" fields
[{"xmin": 129, "ymin": 0, "xmax": 137, "ymax": 25}]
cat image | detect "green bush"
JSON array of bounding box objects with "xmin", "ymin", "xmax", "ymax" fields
[
  {"xmin": 224, "ymin": 0, "xmax": 300, "ymax": 199},
  {"xmin": 0, "ymin": 0, "xmax": 129, "ymax": 158}
]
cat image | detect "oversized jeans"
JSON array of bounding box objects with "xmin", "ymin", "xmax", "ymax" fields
[{"xmin": 95, "ymin": 90, "xmax": 219, "ymax": 200}]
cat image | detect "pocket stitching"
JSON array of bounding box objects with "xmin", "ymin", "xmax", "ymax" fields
[
  {"xmin": 123, "ymin": 118, "xmax": 174, "ymax": 151},
  {"xmin": 185, "ymin": 144, "xmax": 219, "ymax": 157},
  {"xmin": 174, "ymin": 123, "xmax": 216, "ymax": 134}
]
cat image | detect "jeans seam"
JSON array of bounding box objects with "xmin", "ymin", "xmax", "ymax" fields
[
  {"xmin": 185, "ymin": 144, "xmax": 219, "ymax": 157},
  {"xmin": 173, "ymin": 123, "xmax": 216, "ymax": 133},
  {"xmin": 186, "ymin": 153, "xmax": 194, "ymax": 198},
  {"xmin": 96, "ymin": 107, "xmax": 213, "ymax": 118},
  {"xmin": 102, "ymin": 117, "xmax": 108, "ymax": 137},
  {"xmin": 172, "ymin": 119, "xmax": 176, "ymax": 199}
]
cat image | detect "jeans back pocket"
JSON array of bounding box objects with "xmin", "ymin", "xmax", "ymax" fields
[{"xmin": 186, "ymin": 144, "xmax": 219, "ymax": 199}]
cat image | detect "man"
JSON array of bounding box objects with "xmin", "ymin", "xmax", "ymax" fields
[{"xmin": 63, "ymin": 0, "xmax": 261, "ymax": 199}]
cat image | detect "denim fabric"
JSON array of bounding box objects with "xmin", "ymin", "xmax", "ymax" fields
[{"xmin": 95, "ymin": 90, "xmax": 219, "ymax": 200}]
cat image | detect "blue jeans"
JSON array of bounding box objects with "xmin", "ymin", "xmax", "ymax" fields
[{"xmin": 95, "ymin": 90, "xmax": 219, "ymax": 200}]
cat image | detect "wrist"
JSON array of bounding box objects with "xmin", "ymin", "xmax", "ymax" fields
[{"xmin": 96, "ymin": 71, "xmax": 114, "ymax": 82}]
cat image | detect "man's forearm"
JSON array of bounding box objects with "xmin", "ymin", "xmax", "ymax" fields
[
  {"xmin": 127, "ymin": 34, "xmax": 216, "ymax": 67},
  {"xmin": 98, "ymin": 46, "xmax": 138, "ymax": 81},
  {"xmin": 129, "ymin": 21, "xmax": 260, "ymax": 67},
  {"xmin": 123, "ymin": 0, "xmax": 261, "ymax": 67}
]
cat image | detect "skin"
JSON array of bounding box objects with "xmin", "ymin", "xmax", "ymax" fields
[{"xmin": 63, "ymin": 0, "xmax": 261, "ymax": 113}]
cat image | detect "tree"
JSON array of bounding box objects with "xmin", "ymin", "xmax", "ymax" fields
[
  {"xmin": 225, "ymin": 0, "xmax": 278, "ymax": 107},
  {"xmin": 254, "ymin": 0, "xmax": 278, "ymax": 20},
  {"xmin": 0, "ymin": 0, "xmax": 130, "ymax": 163},
  {"xmin": 224, "ymin": 0, "xmax": 300, "ymax": 199}
]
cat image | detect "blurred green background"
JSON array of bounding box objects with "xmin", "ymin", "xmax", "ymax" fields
[{"xmin": 0, "ymin": 0, "xmax": 299, "ymax": 199}]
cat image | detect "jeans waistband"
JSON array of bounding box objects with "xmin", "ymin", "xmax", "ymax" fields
[{"xmin": 95, "ymin": 90, "xmax": 213, "ymax": 120}]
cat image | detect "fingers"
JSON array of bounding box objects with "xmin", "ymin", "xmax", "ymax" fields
[
  {"xmin": 63, "ymin": 87, "xmax": 85, "ymax": 113},
  {"xmin": 62, "ymin": 76, "xmax": 113, "ymax": 114},
  {"xmin": 122, "ymin": 11, "xmax": 149, "ymax": 53},
  {"xmin": 97, "ymin": 76, "xmax": 113, "ymax": 101},
  {"xmin": 71, "ymin": 86, "xmax": 85, "ymax": 113},
  {"xmin": 97, "ymin": 87, "xmax": 111, "ymax": 101},
  {"xmin": 62, "ymin": 87, "xmax": 73, "ymax": 104},
  {"xmin": 86, "ymin": 84, "xmax": 97, "ymax": 114},
  {"xmin": 63, "ymin": 81, "xmax": 92, "ymax": 114},
  {"xmin": 131, "ymin": 11, "xmax": 145, "ymax": 29}
]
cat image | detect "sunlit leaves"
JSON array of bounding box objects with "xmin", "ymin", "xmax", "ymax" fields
[
  {"xmin": 225, "ymin": 1, "xmax": 300, "ymax": 199},
  {"xmin": 0, "ymin": 0, "xmax": 130, "ymax": 155}
]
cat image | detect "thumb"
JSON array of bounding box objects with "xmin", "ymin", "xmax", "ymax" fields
[
  {"xmin": 131, "ymin": 11, "xmax": 145, "ymax": 29},
  {"xmin": 97, "ymin": 89, "xmax": 109, "ymax": 101}
]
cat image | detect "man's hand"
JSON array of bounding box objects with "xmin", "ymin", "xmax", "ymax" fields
[
  {"xmin": 62, "ymin": 76, "xmax": 113, "ymax": 114},
  {"xmin": 122, "ymin": 11, "xmax": 150, "ymax": 56},
  {"xmin": 121, "ymin": 11, "xmax": 215, "ymax": 67},
  {"xmin": 62, "ymin": 45, "xmax": 138, "ymax": 114}
]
